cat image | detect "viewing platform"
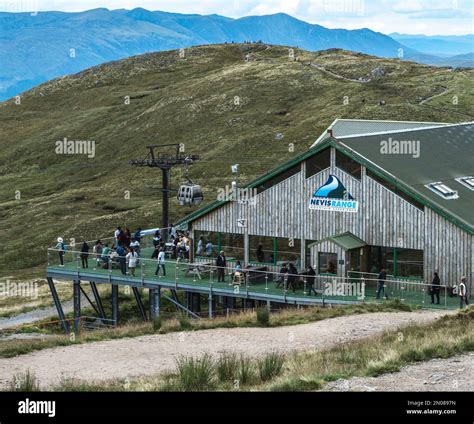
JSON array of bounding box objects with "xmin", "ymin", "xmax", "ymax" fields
[{"xmin": 45, "ymin": 236, "xmax": 459, "ymax": 334}]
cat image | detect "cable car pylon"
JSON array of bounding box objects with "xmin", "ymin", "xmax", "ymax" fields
[{"xmin": 130, "ymin": 144, "xmax": 201, "ymax": 239}]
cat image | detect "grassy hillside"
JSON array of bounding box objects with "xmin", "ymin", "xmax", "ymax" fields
[{"xmin": 0, "ymin": 43, "xmax": 473, "ymax": 277}]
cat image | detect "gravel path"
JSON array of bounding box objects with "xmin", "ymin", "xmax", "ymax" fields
[
  {"xmin": 0, "ymin": 295, "xmax": 87, "ymax": 330},
  {"xmin": 0, "ymin": 310, "xmax": 447, "ymax": 390},
  {"xmin": 325, "ymin": 353, "xmax": 473, "ymax": 392}
]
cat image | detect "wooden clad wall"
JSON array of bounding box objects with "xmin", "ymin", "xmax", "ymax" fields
[
  {"xmin": 424, "ymin": 208, "xmax": 473, "ymax": 287},
  {"xmin": 192, "ymin": 154, "xmax": 472, "ymax": 290},
  {"xmin": 303, "ymin": 168, "xmax": 425, "ymax": 249}
]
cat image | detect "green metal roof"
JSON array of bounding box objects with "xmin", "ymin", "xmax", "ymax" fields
[
  {"xmin": 307, "ymin": 232, "xmax": 367, "ymax": 250},
  {"xmin": 339, "ymin": 123, "xmax": 474, "ymax": 232},
  {"xmin": 330, "ymin": 233, "xmax": 367, "ymax": 250},
  {"xmin": 312, "ymin": 119, "xmax": 450, "ymax": 146}
]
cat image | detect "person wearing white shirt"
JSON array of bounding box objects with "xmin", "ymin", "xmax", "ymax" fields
[
  {"xmin": 169, "ymin": 225, "xmax": 177, "ymax": 240},
  {"xmin": 126, "ymin": 248, "xmax": 138, "ymax": 277},
  {"xmin": 459, "ymin": 277, "xmax": 469, "ymax": 309},
  {"xmin": 114, "ymin": 227, "xmax": 121, "ymax": 245},
  {"xmin": 155, "ymin": 249, "xmax": 166, "ymax": 276},
  {"xmin": 130, "ymin": 239, "xmax": 140, "ymax": 254}
]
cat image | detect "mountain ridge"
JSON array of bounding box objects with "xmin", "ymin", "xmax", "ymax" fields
[{"xmin": 0, "ymin": 8, "xmax": 435, "ymax": 101}]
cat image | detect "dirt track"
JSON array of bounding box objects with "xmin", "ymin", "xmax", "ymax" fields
[
  {"xmin": 325, "ymin": 353, "xmax": 473, "ymax": 392},
  {"xmin": 0, "ymin": 310, "xmax": 448, "ymax": 390}
]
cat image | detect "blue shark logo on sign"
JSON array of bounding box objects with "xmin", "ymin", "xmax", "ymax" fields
[{"xmin": 309, "ymin": 175, "xmax": 359, "ymax": 213}]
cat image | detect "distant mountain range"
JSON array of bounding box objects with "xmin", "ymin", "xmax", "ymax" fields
[
  {"xmin": 390, "ymin": 33, "xmax": 474, "ymax": 57},
  {"xmin": 1, "ymin": 8, "xmax": 473, "ymax": 101}
]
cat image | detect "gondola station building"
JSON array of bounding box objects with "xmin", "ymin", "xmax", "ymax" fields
[{"xmin": 178, "ymin": 120, "xmax": 474, "ymax": 292}]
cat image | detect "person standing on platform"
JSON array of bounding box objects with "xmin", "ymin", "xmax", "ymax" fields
[
  {"xmin": 305, "ymin": 266, "xmax": 317, "ymax": 296},
  {"xmin": 124, "ymin": 228, "xmax": 132, "ymax": 247},
  {"xmin": 114, "ymin": 226, "xmax": 121, "ymax": 245},
  {"xmin": 216, "ymin": 251, "xmax": 227, "ymax": 282},
  {"xmin": 169, "ymin": 224, "xmax": 177, "ymax": 240},
  {"xmin": 155, "ymin": 248, "xmax": 166, "ymax": 276},
  {"xmin": 134, "ymin": 228, "xmax": 142, "ymax": 244},
  {"xmin": 376, "ymin": 268, "xmax": 388, "ymax": 299},
  {"xmin": 126, "ymin": 248, "xmax": 138, "ymax": 277},
  {"xmin": 130, "ymin": 238, "xmax": 140, "ymax": 255},
  {"xmin": 80, "ymin": 241, "xmax": 89, "ymax": 268},
  {"xmin": 55, "ymin": 237, "xmax": 66, "ymax": 267},
  {"xmin": 287, "ymin": 263, "xmax": 298, "ymax": 293},
  {"xmin": 459, "ymin": 277, "xmax": 469, "ymax": 309},
  {"xmin": 116, "ymin": 244, "xmax": 127, "ymax": 275},
  {"xmin": 430, "ymin": 272, "xmax": 441, "ymax": 305}
]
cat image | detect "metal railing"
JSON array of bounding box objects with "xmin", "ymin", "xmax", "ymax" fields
[{"xmin": 47, "ymin": 247, "xmax": 456, "ymax": 309}]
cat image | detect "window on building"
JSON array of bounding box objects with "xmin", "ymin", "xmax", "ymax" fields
[
  {"xmin": 255, "ymin": 164, "xmax": 300, "ymax": 194},
  {"xmin": 366, "ymin": 169, "xmax": 424, "ymax": 210},
  {"xmin": 275, "ymin": 237, "xmax": 301, "ymax": 265},
  {"xmin": 394, "ymin": 249, "xmax": 423, "ymax": 278},
  {"xmin": 367, "ymin": 246, "xmax": 395, "ymax": 275},
  {"xmin": 367, "ymin": 246, "xmax": 423, "ymax": 279},
  {"xmin": 319, "ymin": 252, "xmax": 337, "ymax": 274},
  {"xmin": 425, "ymin": 182, "xmax": 459, "ymax": 200},
  {"xmin": 456, "ymin": 176, "xmax": 474, "ymax": 191},
  {"xmin": 249, "ymin": 236, "xmax": 301, "ymax": 265},
  {"xmin": 305, "ymin": 240, "xmax": 317, "ymax": 268},
  {"xmin": 219, "ymin": 232, "xmax": 244, "ymax": 261},
  {"xmin": 305, "ymin": 148, "xmax": 330, "ymax": 179},
  {"xmin": 194, "ymin": 231, "xmax": 219, "ymax": 257},
  {"xmin": 249, "ymin": 236, "xmax": 275, "ymax": 264},
  {"xmin": 335, "ymin": 150, "xmax": 361, "ymax": 180}
]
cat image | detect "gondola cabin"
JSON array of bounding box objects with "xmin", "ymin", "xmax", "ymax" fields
[{"xmin": 177, "ymin": 184, "xmax": 204, "ymax": 206}]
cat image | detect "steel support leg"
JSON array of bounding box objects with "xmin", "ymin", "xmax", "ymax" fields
[
  {"xmin": 79, "ymin": 285, "xmax": 100, "ymax": 317},
  {"xmin": 149, "ymin": 287, "xmax": 161, "ymax": 320},
  {"xmin": 47, "ymin": 277, "xmax": 69, "ymax": 334},
  {"xmin": 162, "ymin": 293, "xmax": 200, "ymax": 319},
  {"xmin": 111, "ymin": 284, "xmax": 119, "ymax": 326},
  {"xmin": 208, "ymin": 295, "xmax": 213, "ymax": 319},
  {"xmin": 90, "ymin": 282, "xmax": 106, "ymax": 319},
  {"xmin": 170, "ymin": 289, "xmax": 180, "ymax": 312},
  {"xmin": 73, "ymin": 280, "xmax": 81, "ymax": 333},
  {"xmin": 132, "ymin": 287, "xmax": 148, "ymax": 322},
  {"xmin": 189, "ymin": 293, "xmax": 201, "ymax": 314}
]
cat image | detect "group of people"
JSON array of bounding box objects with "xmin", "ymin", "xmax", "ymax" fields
[
  {"xmin": 211, "ymin": 250, "xmax": 317, "ymax": 293},
  {"xmin": 376, "ymin": 268, "xmax": 469, "ymax": 309},
  {"xmin": 276, "ymin": 263, "xmax": 317, "ymax": 294},
  {"xmin": 80, "ymin": 228, "xmax": 142, "ymax": 277}
]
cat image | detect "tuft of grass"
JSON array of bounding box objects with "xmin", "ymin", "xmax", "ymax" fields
[
  {"xmin": 269, "ymin": 377, "xmax": 323, "ymax": 392},
  {"xmin": 257, "ymin": 352, "xmax": 285, "ymax": 382},
  {"xmin": 9, "ymin": 370, "xmax": 40, "ymax": 392},
  {"xmin": 256, "ymin": 306, "xmax": 270, "ymax": 326},
  {"xmin": 54, "ymin": 377, "xmax": 125, "ymax": 392},
  {"xmin": 237, "ymin": 354, "xmax": 255, "ymax": 386},
  {"xmin": 175, "ymin": 354, "xmax": 215, "ymax": 391},
  {"xmin": 177, "ymin": 313, "xmax": 192, "ymax": 330},
  {"xmin": 216, "ymin": 352, "xmax": 239, "ymax": 383}
]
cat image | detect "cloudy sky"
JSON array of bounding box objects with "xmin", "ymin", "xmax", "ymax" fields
[{"xmin": 8, "ymin": 0, "xmax": 474, "ymax": 35}]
